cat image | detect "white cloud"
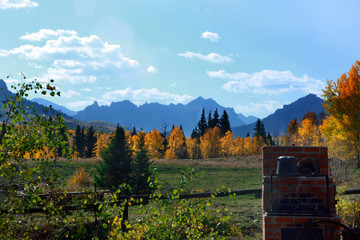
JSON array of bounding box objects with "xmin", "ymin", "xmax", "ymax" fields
[
  {"xmin": 235, "ymin": 101, "xmax": 283, "ymax": 116},
  {"xmin": 201, "ymin": 31, "xmax": 220, "ymax": 42},
  {"xmin": 100, "ymin": 87, "xmax": 194, "ymax": 106},
  {"xmin": 62, "ymin": 89, "xmax": 81, "ymax": 98},
  {"xmin": 81, "ymin": 88, "xmax": 93, "ymax": 92},
  {"xmin": 0, "ymin": 29, "xmax": 140, "ymax": 83},
  {"xmin": 179, "ymin": 51, "xmax": 232, "ymax": 63},
  {"xmin": 147, "ymin": 65, "xmax": 158, "ymax": 73},
  {"xmin": 67, "ymin": 100, "xmax": 94, "ymax": 111},
  {"xmin": 170, "ymin": 82, "xmax": 177, "ymax": 87},
  {"xmin": 0, "ymin": 0, "xmax": 38, "ymax": 9},
  {"xmin": 20, "ymin": 29, "xmax": 77, "ymax": 42},
  {"xmin": 207, "ymin": 69, "xmax": 325, "ymax": 95}
]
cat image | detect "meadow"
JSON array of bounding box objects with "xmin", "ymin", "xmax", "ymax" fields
[
  {"xmin": 53, "ymin": 156, "xmax": 263, "ymax": 238},
  {"xmin": 16, "ymin": 155, "xmax": 360, "ymax": 239}
]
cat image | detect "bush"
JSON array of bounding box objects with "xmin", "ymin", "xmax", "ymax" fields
[
  {"xmin": 336, "ymin": 187, "xmax": 360, "ymax": 228},
  {"xmin": 68, "ymin": 167, "xmax": 93, "ymax": 191},
  {"xmin": 107, "ymin": 169, "xmax": 241, "ymax": 239}
]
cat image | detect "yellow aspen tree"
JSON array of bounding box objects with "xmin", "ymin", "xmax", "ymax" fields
[
  {"xmin": 165, "ymin": 126, "xmax": 185, "ymax": 159},
  {"xmin": 220, "ymin": 130, "xmax": 233, "ymax": 157},
  {"xmin": 244, "ymin": 136, "xmax": 254, "ymax": 156},
  {"xmin": 253, "ymin": 136, "xmax": 265, "ymax": 155},
  {"xmin": 200, "ymin": 127, "xmax": 221, "ymax": 158},
  {"xmin": 286, "ymin": 118, "xmax": 299, "ymax": 145},
  {"xmin": 297, "ymin": 118, "xmax": 320, "ymax": 146},
  {"xmin": 320, "ymin": 116, "xmax": 355, "ymax": 160},
  {"xmin": 145, "ymin": 129, "xmax": 164, "ymax": 159},
  {"xmin": 231, "ymin": 136, "xmax": 245, "ymax": 156},
  {"xmin": 96, "ymin": 133, "xmax": 111, "ymax": 158},
  {"xmin": 323, "ymin": 60, "xmax": 360, "ymax": 167}
]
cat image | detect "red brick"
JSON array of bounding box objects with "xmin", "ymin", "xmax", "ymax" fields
[
  {"xmin": 275, "ymin": 217, "xmax": 293, "ymax": 223},
  {"xmin": 300, "ymin": 179, "xmax": 315, "ymax": 185},
  {"xmin": 280, "ymin": 179, "xmax": 298, "ymax": 185},
  {"xmin": 294, "ymin": 217, "xmax": 313, "ymax": 223},
  {"xmin": 309, "ymin": 186, "xmax": 324, "ymax": 192},
  {"xmin": 265, "ymin": 224, "xmax": 281, "ymax": 229},
  {"xmin": 313, "ymin": 153, "xmax": 328, "ymax": 159},
  {"xmin": 263, "ymin": 152, "xmax": 282, "ymax": 160},
  {"xmin": 320, "ymin": 147, "xmax": 328, "ymax": 153},
  {"xmin": 295, "ymin": 153, "xmax": 312, "ymax": 159},
  {"xmin": 287, "ymin": 147, "xmax": 304, "ymax": 152},
  {"xmin": 304, "ymin": 147, "xmax": 320, "ymax": 152},
  {"xmin": 276, "ymin": 186, "xmax": 291, "ymax": 192},
  {"xmin": 317, "ymin": 179, "xmax": 326, "ymax": 185},
  {"xmin": 267, "ymin": 146, "xmax": 288, "ymax": 153}
]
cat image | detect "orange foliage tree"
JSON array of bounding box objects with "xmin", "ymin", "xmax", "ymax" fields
[
  {"xmin": 145, "ymin": 129, "xmax": 164, "ymax": 159},
  {"xmin": 200, "ymin": 127, "xmax": 221, "ymax": 159},
  {"xmin": 165, "ymin": 126, "xmax": 187, "ymax": 159},
  {"xmin": 322, "ymin": 60, "xmax": 360, "ymax": 167}
]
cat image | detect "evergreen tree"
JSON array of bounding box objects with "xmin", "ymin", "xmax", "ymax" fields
[
  {"xmin": 207, "ymin": 110, "xmax": 213, "ymax": 128},
  {"xmin": 219, "ymin": 110, "xmax": 231, "ymax": 136},
  {"xmin": 132, "ymin": 132, "xmax": 153, "ymax": 194},
  {"xmin": 191, "ymin": 126, "xmax": 199, "ymax": 139},
  {"xmin": 85, "ymin": 126, "xmax": 97, "ymax": 158},
  {"xmin": 179, "ymin": 130, "xmax": 188, "ymax": 159},
  {"xmin": 131, "ymin": 126, "xmax": 137, "ymax": 136},
  {"xmin": 253, "ymin": 119, "xmax": 262, "ymax": 138},
  {"xmin": 160, "ymin": 123, "xmax": 168, "ymax": 157},
  {"xmin": 197, "ymin": 108, "xmax": 207, "ymax": 136},
  {"xmin": 253, "ymin": 119, "xmax": 267, "ymax": 143},
  {"xmin": 246, "ymin": 132, "xmax": 250, "ymax": 138},
  {"xmin": 74, "ymin": 124, "xmax": 86, "ymax": 158},
  {"xmin": 95, "ymin": 125, "xmax": 133, "ymax": 190},
  {"xmin": 267, "ymin": 132, "xmax": 275, "ymax": 146},
  {"xmin": 261, "ymin": 122, "xmax": 267, "ymax": 143},
  {"xmin": 212, "ymin": 108, "xmax": 220, "ymax": 128}
]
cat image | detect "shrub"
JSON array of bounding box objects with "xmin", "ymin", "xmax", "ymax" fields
[
  {"xmin": 68, "ymin": 167, "xmax": 93, "ymax": 191},
  {"xmin": 336, "ymin": 187, "xmax": 360, "ymax": 228}
]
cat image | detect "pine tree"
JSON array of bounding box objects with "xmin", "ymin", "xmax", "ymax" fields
[
  {"xmin": 132, "ymin": 132, "xmax": 153, "ymax": 194},
  {"xmin": 191, "ymin": 126, "xmax": 199, "ymax": 139},
  {"xmin": 197, "ymin": 108, "xmax": 208, "ymax": 136},
  {"xmin": 95, "ymin": 125, "xmax": 133, "ymax": 190},
  {"xmin": 253, "ymin": 119, "xmax": 262, "ymax": 138},
  {"xmin": 267, "ymin": 132, "xmax": 274, "ymax": 146},
  {"xmin": 219, "ymin": 110, "xmax": 231, "ymax": 136},
  {"xmin": 207, "ymin": 110, "xmax": 213, "ymax": 128},
  {"xmin": 212, "ymin": 108, "xmax": 220, "ymax": 128},
  {"xmin": 131, "ymin": 126, "xmax": 137, "ymax": 136},
  {"xmin": 74, "ymin": 125, "xmax": 86, "ymax": 158},
  {"xmin": 85, "ymin": 126, "xmax": 97, "ymax": 158}
]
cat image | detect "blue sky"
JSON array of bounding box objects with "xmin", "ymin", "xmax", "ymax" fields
[{"xmin": 0, "ymin": 0, "xmax": 359, "ymax": 118}]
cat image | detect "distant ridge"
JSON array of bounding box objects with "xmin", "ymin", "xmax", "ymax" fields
[
  {"xmin": 32, "ymin": 98, "xmax": 77, "ymax": 116},
  {"xmin": 232, "ymin": 94, "xmax": 325, "ymax": 137},
  {"xmin": 0, "ymin": 79, "xmax": 116, "ymax": 133},
  {"xmin": 74, "ymin": 96, "xmax": 251, "ymax": 135}
]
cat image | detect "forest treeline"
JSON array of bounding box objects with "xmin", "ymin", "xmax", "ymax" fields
[{"xmin": 30, "ymin": 109, "xmax": 342, "ymax": 161}]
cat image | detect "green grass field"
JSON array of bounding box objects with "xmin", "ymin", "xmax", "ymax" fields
[{"xmin": 36, "ymin": 156, "xmax": 360, "ymax": 239}]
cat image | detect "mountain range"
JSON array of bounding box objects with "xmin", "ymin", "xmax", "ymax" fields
[
  {"xmin": 232, "ymin": 94, "xmax": 325, "ymax": 137},
  {"xmin": 0, "ymin": 79, "xmax": 325, "ymax": 137},
  {"xmin": 73, "ymin": 97, "xmax": 257, "ymax": 136}
]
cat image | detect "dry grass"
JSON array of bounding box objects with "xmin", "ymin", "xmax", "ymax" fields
[{"xmin": 153, "ymin": 155, "xmax": 262, "ymax": 168}]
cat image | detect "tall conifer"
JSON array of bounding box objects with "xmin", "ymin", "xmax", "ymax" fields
[
  {"xmin": 95, "ymin": 125, "xmax": 133, "ymax": 190},
  {"xmin": 85, "ymin": 126, "xmax": 97, "ymax": 158},
  {"xmin": 219, "ymin": 110, "xmax": 231, "ymax": 136}
]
